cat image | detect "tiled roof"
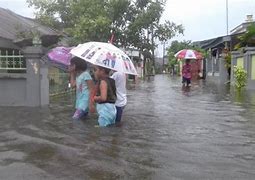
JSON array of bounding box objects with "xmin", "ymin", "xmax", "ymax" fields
[{"xmin": 0, "ymin": 7, "xmax": 60, "ymax": 41}]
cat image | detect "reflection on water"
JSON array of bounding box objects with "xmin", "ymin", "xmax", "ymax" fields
[{"xmin": 0, "ymin": 75, "xmax": 255, "ymax": 179}]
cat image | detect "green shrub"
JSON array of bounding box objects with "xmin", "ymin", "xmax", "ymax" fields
[{"xmin": 233, "ymin": 66, "xmax": 247, "ymax": 89}]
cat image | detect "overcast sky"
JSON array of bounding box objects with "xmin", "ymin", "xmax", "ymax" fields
[
  {"xmin": 0, "ymin": 0, "xmax": 254, "ymax": 54},
  {"xmin": 163, "ymin": 0, "xmax": 255, "ymax": 41}
]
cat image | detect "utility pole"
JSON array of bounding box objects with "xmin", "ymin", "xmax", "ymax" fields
[
  {"xmin": 225, "ymin": 0, "xmax": 230, "ymax": 49},
  {"xmin": 226, "ymin": 0, "xmax": 229, "ymax": 35},
  {"xmin": 162, "ymin": 41, "xmax": 166, "ymax": 72},
  {"xmin": 151, "ymin": 25, "xmax": 155, "ymax": 70}
]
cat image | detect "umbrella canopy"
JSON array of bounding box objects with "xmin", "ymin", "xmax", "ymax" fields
[
  {"xmin": 47, "ymin": 46, "xmax": 73, "ymax": 67},
  {"xmin": 46, "ymin": 46, "xmax": 73, "ymax": 71},
  {"xmin": 174, "ymin": 49, "xmax": 203, "ymax": 60},
  {"xmin": 70, "ymin": 42, "xmax": 138, "ymax": 75}
]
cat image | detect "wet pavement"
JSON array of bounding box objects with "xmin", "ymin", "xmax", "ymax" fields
[{"xmin": 0, "ymin": 75, "xmax": 255, "ymax": 180}]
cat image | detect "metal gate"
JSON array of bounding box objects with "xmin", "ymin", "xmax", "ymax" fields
[{"xmin": 0, "ymin": 49, "xmax": 26, "ymax": 73}]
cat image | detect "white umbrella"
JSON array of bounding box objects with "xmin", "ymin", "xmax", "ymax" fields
[{"xmin": 70, "ymin": 42, "xmax": 138, "ymax": 75}]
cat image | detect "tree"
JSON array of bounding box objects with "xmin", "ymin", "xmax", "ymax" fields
[
  {"xmin": 166, "ymin": 40, "xmax": 207, "ymax": 74},
  {"xmin": 123, "ymin": 0, "xmax": 184, "ymax": 72},
  {"xmin": 167, "ymin": 40, "xmax": 192, "ymax": 54},
  {"xmin": 167, "ymin": 40, "xmax": 207, "ymax": 59},
  {"xmin": 27, "ymin": 0, "xmax": 184, "ymax": 63},
  {"xmin": 26, "ymin": 0, "xmax": 73, "ymax": 29},
  {"xmin": 235, "ymin": 23, "xmax": 255, "ymax": 50},
  {"xmin": 27, "ymin": 0, "xmax": 114, "ymax": 43},
  {"xmin": 166, "ymin": 40, "xmax": 191, "ymax": 74},
  {"xmin": 155, "ymin": 21, "xmax": 184, "ymax": 42}
]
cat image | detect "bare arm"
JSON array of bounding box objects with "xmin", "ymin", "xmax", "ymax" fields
[
  {"xmin": 69, "ymin": 72, "xmax": 76, "ymax": 88},
  {"xmin": 69, "ymin": 65, "xmax": 76, "ymax": 88},
  {"xmin": 94, "ymin": 80, "xmax": 107, "ymax": 103}
]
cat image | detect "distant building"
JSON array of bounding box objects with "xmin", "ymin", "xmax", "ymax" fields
[
  {"xmin": 124, "ymin": 48, "xmax": 143, "ymax": 78},
  {"xmin": 154, "ymin": 55, "xmax": 169, "ymax": 73},
  {"xmin": 194, "ymin": 15, "xmax": 255, "ymax": 85},
  {"xmin": 230, "ymin": 15, "xmax": 254, "ymax": 35}
]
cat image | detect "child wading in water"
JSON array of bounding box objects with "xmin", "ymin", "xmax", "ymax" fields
[
  {"xmin": 182, "ymin": 59, "xmax": 192, "ymax": 87},
  {"xmin": 93, "ymin": 66, "xmax": 117, "ymax": 127},
  {"xmin": 69, "ymin": 57, "xmax": 95, "ymax": 119}
]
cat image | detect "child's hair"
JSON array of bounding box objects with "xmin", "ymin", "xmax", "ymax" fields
[
  {"xmin": 70, "ymin": 57, "xmax": 87, "ymax": 72},
  {"xmin": 98, "ymin": 66, "xmax": 111, "ymax": 75},
  {"xmin": 185, "ymin": 59, "xmax": 191, "ymax": 63}
]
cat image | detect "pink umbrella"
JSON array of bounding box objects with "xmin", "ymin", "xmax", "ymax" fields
[
  {"xmin": 174, "ymin": 49, "xmax": 203, "ymax": 60},
  {"xmin": 47, "ymin": 47, "xmax": 73, "ymax": 71},
  {"xmin": 48, "ymin": 47, "xmax": 73, "ymax": 65}
]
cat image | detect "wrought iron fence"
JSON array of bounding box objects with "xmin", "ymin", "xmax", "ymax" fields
[
  {"xmin": 49, "ymin": 67, "xmax": 72, "ymax": 96},
  {"xmin": 0, "ymin": 50, "xmax": 26, "ymax": 73}
]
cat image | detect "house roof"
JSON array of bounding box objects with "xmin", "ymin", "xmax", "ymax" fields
[
  {"xmin": 0, "ymin": 7, "xmax": 62, "ymax": 48},
  {"xmin": 193, "ymin": 33, "xmax": 244, "ymax": 50},
  {"xmin": 0, "ymin": 7, "xmax": 60, "ymax": 40},
  {"xmin": 230, "ymin": 21, "xmax": 255, "ymax": 35},
  {"xmin": 194, "ymin": 15, "xmax": 255, "ymax": 51},
  {"xmin": 193, "ymin": 36, "xmax": 227, "ymax": 50}
]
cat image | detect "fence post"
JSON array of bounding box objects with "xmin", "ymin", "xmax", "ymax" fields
[{"xmin": 23, "ymin": 46, "xmax": 49, "ymax": 106}]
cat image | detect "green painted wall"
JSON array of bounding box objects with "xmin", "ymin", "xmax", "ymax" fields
[{"xmin": 236, "ymin": 57, "xmax": 244, "ymax": 68}]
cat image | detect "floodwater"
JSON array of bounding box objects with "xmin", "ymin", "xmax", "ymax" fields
[{"xmin": 0, "ymin": 75, "xmax": 255, "ymax": 180}]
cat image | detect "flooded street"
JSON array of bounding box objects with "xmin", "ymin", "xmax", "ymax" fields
[{"xmin": 0, "ymin": 75, "xmax": 255, "ymax": 180}]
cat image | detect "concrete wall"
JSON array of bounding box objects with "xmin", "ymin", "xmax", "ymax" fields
[
  {"xmin": 206, "ymin": 56, "xmax": 229, "ymax": 84},
  {"xmin": 0, "ymin": 74, "xmax": 26, "ymax": 106},
  {"xmin": 231, "ymin": 48, "xmax": 255, "ymax": 89},
  {"xmin": 0, "ymin": 46, "xmax": 49, "ymax": 107}
]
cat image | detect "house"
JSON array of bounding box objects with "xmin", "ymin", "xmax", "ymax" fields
[
  {"xmin": 194, "ymin": 15, "xmax": 255, "ymax": 85},
  {"xmin": 0, "ymin": 7, "xmax": 64, "ymax": 73},
  {"xmin": 230, "ymin": 15, "xmax": 254, "ymax": 35},
  {"xmin": 0, "ymin": 8, "xmax": 65, "ymax": 106},
  {"xmin": 0, "ymin": 7, "xmax": 61, "ymax": 49}
]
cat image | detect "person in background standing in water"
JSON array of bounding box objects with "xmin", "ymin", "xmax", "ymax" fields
[
  {"xmin": 182, "ymin": 59, "xmax": 192, "ymax": 87},
  {"xmin": 111, "ymin": 71, "xmax": 127, "ymax": 124}
]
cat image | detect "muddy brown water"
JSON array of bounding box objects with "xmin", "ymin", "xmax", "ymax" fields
[{"xmin": 0, "ymin": 75, "xmax": 255, "ymax": 180}]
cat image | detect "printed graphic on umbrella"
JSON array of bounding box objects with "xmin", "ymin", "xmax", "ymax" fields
[
  {"xmin": 174, "ymin": 49, "xmax": 203, "ymax": 60},
  {"xmin": 70, "ymin": 42, "xmax": 138, "ymax": 75}
]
